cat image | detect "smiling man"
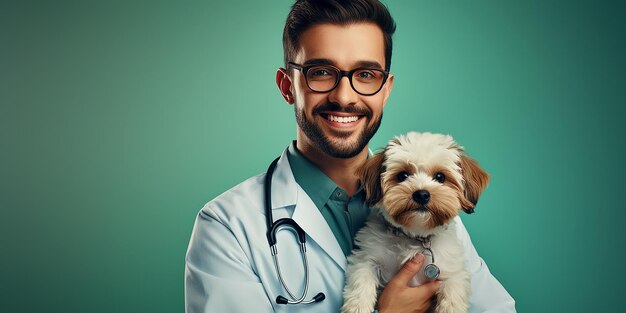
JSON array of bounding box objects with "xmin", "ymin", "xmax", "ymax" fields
[
  {"xmin": 276, "ymin": 21, "xmax": 391, "ymax": 196},
  {"xmin": 185, "ymin": 1, "xmax": 515, "ymax": 312}
]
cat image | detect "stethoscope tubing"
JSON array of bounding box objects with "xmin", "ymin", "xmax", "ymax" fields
[{"xmin": 264, "ymin": 156, "xmax": 325, "ymax": 305}]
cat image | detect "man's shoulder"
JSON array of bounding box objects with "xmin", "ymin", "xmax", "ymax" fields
[{"xmin": 200, "ymin": 172, "xmax": 267, "ymax": 222}]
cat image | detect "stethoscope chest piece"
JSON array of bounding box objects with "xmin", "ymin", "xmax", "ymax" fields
[{"xmin": 424, "ymin": 263, "xmax": 440, "ymax": 280}]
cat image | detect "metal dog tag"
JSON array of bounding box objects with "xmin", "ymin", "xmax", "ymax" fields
[{"xmin": 423, "ymin": 263, "xmax": 440, "ymax": 280}]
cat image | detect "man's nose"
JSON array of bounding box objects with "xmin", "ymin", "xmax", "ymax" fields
[{"xmin": 328, "ymin": 76, "xmax": 358, "ymax": 106}]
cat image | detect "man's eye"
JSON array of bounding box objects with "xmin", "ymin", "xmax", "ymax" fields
[
  {"xmin": 356, "ymin": 71, "xmax": 375, "ymax": 79},
  {"xmin": 397, "ymin": 171, "xmax": 410, "ymax": 182},
  {"xmin": 310, "ymin": 68, "xmax": 333, "ymax": 76},
  {"xmin": 312, "ymin": 70, "xmax": 329, "ymax": 76}
]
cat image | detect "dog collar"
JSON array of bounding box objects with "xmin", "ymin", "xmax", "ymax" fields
[{"xmin": 383, "ymin": 218, "xmax": 433, "ymax": 244}]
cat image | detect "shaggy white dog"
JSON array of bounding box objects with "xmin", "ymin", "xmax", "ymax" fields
[{"xmin": 342, "ymin": 132, "xmax": 489, "ymax": 313}]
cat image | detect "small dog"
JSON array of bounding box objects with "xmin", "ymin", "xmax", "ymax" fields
[{"xmin": 341, "ymin": 132, "xmax": 489, "ymax": 313}]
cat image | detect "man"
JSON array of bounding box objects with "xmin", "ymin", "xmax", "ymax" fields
[{"xmin": 185, "ymin": 1, "xmax": 516, "ymax": 312}]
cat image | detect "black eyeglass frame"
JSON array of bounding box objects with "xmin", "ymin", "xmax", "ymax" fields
[{"xmin": 287, "ymin": 62, "xmax": 390, "ymax": 96}]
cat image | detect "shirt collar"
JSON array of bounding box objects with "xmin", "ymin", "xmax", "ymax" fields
[{"xmin": 287, "ymin": 141, "xmax": 341, "ymax": 209}]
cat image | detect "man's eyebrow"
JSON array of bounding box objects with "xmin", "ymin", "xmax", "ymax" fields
[
  {"xmin": 303, "ymin": 58, "xmax": 334, "ymax": 66},
  {"xmin": 354, "ymin": 60, "xmax": 384, "ymax": 69},
  {"xmin": 303, "ymin": 59, "xmax": 385, "ymax": 70}
]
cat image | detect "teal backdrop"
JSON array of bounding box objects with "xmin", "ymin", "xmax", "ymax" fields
[{"xmin": 2, "ymin": 0, "xmax": 625, "ymax": 312}]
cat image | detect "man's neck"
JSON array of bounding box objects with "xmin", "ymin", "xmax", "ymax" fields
[{"xmin": 296, "ymin": 140, "xmax": 368, "ymax": 197}]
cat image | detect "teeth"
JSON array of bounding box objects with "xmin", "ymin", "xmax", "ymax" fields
[{"xmin": 327, "ymin": 115, "xmax": 359, "ymax": 123}]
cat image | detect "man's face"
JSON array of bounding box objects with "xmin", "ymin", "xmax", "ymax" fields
[{"xmin": 286, "ymin": 23, "xmax": 394, "ymax": 159}]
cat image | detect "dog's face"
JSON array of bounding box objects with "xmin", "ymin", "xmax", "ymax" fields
[{"xmin": 359, "ymin": 132, "xmax": 489, "ymax": 233}]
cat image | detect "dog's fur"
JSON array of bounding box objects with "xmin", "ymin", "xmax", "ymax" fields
[{"xmin": 341, "ymin": 132, "xmax": 489, "ymax": 313}]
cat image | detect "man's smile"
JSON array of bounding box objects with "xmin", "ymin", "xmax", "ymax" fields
[
  {"xmin": 326, "ymin": 114, "xmax": 359, "ymax": 123},
  {"xmin": 319, "ymin": 112, "xmax": 365, "ymax": 129}
]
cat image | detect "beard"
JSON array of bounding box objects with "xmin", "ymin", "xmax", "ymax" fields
[{"xmin": 295, "ymin": 102, "xmax": 382, "ymax": 158}]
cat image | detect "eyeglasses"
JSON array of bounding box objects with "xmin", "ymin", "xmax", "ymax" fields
[{"xmin": 287, "ymin": 62, "xmax": 389, "ymax": 96}]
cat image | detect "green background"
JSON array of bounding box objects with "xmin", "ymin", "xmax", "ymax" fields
[{"xmin": 2, "ymin": 0, "xmax": 625, "ymax": 312}]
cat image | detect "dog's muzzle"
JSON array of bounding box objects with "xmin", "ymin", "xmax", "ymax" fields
[{"xmin": 412, "ymin": 190, "xmax": 430, "ymax": 205}]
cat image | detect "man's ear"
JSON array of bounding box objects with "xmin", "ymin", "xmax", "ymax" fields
[
  {"xmin": 356, "ymin": 151, "xmax": 386, "ymax": 205},
  {"xmin": 458, "ymin": 155, "xmax": 490, "ymax": 214},
  {"xmin": 276, "ymin": 68, "xmax": 294, "ymax": 104}
]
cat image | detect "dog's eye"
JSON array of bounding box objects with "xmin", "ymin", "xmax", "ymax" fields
[
  {"xmin": 397, "ymin": 171, "xmax": 410, "ymax": 182},
  {"xmin": 434, "ymin": 172, "xmax": 445, "ymax": 183}
]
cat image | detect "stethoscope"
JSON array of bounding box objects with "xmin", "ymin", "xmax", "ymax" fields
[
  {"xmin": 264, "ymin": 157, "xmax": 326, "ymax": 305},
  {"xmin": 385, "ymin": 220, "xmax": 441, "ymax": 281}
]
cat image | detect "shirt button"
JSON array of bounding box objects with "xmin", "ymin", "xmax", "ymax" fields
[{"xmin": 336, "ymin": 191, "xmax": 342, "ymax": 197}]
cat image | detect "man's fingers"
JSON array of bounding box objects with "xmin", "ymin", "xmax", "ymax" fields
[
  {"xmin": 417, "ymin": 280, "xmax": 442, "ymax": 297},
  {"xmin": 388, "ymin": 254, "xmax": 424, "ymax": 287}
]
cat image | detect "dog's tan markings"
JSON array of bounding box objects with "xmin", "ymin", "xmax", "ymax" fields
[
  {"xmin": 444, "ymin": 172, "xmax": 464, "ymax": 194},
  {"xmin": 394, "ymin": 211, "xmax": 415, "ymax": 228},
  {"xmin": 357, "ymin": 151, "xmax": 386, "ymax": 205},
  {"xmin": 388, "ymin": 166, "xmax": 415, "ymax": 184},
  {"xmin": 459, "ymin": 155, "xmax": 489, "ymax": 213},
  {"xmin": 383, "ymin": 183, "xmax": 415, "ymax": 219},
  {"xmin": 423, "ymin": 165, "xmax": 462, "ymax": 195},
  {"xmin": 383, "ymin": 181, "xmax": 423, "ymax": 229},
  {"xmin": 386, "ymin": 194, "xmax": 417, "ymax": 228},
  {"xmin": 428, "ymin": 166, "xmax": 457, "ymax": 184},
  {"xmin": 425, "ymin": 186, "xmax": 460, "ymax": 228}
]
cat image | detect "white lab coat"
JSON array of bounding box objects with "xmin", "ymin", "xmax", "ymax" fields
[{"xmin": 185, "ymin": 149, "xmax": 516, "ymax": 313}]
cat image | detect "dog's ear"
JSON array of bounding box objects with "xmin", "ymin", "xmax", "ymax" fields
[
  {"xmin": 459, "ymin": 155, "xmax": 489, "ymax": 214},
  {"xmin": 357, "ymin": 151, "xmax": 386, "ymax": 205}
]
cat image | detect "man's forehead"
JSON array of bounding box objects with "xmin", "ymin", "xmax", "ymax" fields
[{"xmin": 294, "ymin": 22, "xmax": 386, "ymax": 69}]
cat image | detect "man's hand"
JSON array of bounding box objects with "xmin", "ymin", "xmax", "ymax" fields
[{"xmin": 377, "ymin": 254, "xmax": 442, "ymax": 313}]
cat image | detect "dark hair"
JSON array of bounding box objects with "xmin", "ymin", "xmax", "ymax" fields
[{"xmin": 283, "ymin": 0, "xmax": 396, "ymax": 71}]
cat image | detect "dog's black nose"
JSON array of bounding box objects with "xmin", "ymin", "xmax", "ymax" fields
[{"xmin": 412, "ymin": 190, "xmax": 430, "ymax": 205}]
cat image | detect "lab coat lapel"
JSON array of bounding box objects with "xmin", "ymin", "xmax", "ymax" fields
[
  {"xmin": 292, "ymin": 184, "xmax": 347, "ymax": 271},
  {"xmin": 271, "ymin": 150, "xmax": 347, "ymax": 272}
]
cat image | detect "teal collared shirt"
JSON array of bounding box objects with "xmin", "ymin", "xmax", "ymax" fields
[{"xmin": 287, "ymin": 142, "xmax": 372, "ymax": 257}]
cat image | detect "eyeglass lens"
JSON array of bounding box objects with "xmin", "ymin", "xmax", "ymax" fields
[{"xmin": 305, "ymin": 66, "xmax": 385, "ymax": 95}]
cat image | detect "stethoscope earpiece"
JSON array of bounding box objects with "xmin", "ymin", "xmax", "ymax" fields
[
  {"xmin": 313, "ymin": 292, "xmax": 326, "ymax": 302},
  {"xmin": 276, "ymin": 292, "xmax": 325, "ymax": 305}
]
